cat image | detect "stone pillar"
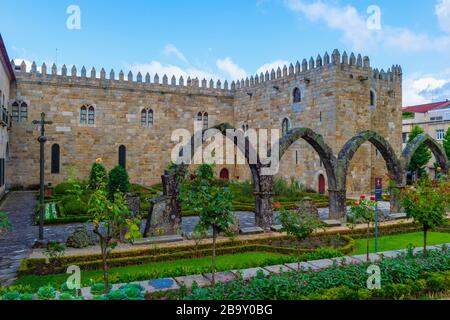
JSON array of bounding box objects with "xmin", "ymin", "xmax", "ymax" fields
[
  {"xmin": 254, "ymin": 175, "xmax": 274, "ymax": 231},
  {"xmin": 328, "ymin": 189, "xmax": 347, "ymax": 220}
]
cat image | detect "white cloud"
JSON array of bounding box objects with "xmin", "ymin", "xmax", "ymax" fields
[
  {"xmin": 436, "ymin": 0, "xmax": 450, "ymax": 33},
  {"xmin": 162, "ymin": 44, "xmax": 188, "ymax": 63},
  {"xmin": 256, "ymin": 60, "xmax": 290, "ymax": 75},
  {"xmin": 216, "ymin": 57, "xmax": 248, "ymax": 80},
  {"xmin": 285, "ymin": 0, "xmax": 450, "ymax": 53},
  {"xmin": 403, "ymin": 71, "xmax": 450, "ymax": 106},
  {"xmin": 126, "ymin": 61, "xmax": 219, "ymax": 81}
]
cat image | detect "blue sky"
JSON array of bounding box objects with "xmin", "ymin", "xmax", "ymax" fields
[{"xmin": 1, "ymin": 0, "xmax": 450, "ymax": 106}]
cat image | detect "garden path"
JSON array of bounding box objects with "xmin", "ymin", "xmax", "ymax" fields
[{"xmin": 0, "ymin": 191, "xmax": 38, "ymax": 286}]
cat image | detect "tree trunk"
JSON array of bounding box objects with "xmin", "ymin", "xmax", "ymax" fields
[
  {"xmin": 101, "ymin": 241, "xmax": 109, "ymax": 294},
  {"xmin": 211, "ymin": 227, "xmax": 217, "ymax": 286},
  {"xmin": 423, "ymin": 224, "xmax": 428, "ymax": 257},
  {"xmin": 366, "ymin": 222, "xmax": 371, "ymax": 261}
]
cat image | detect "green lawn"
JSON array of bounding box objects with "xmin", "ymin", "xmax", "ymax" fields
[
  {"xmin": 354, "ymin": 232, "xmax": 450, "ymax": 255},
  {"xmin": 16, "ymin": 252, "xmax": 294, "ymax": 290}
]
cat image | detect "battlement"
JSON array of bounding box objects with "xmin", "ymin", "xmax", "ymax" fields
[{"xmin": 11, "ymin": 49, "xmax": 401, "ymax": 97}]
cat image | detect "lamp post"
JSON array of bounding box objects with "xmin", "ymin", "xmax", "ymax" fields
[
  {"xmin": 374, "ymin": 178, "xmax": 383, "ymax": 253},
  {"xmin": 32, "ymin": 112, "xmax": 52, "ymax": 242}
]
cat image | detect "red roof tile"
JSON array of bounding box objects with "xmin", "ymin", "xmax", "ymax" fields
[{"xmin": 403, "ymin": 100, "xmax": 450, "ymax": 113}]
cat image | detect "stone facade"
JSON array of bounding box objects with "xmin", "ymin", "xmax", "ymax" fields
[{"xmin": 6, "ymin": 50, "xmax": 403, "ymax": 196}]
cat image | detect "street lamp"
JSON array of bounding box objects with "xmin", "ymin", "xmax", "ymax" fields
[{"xmin": 32, "ymin": 112, "xmax": 52, "ymax": 242}]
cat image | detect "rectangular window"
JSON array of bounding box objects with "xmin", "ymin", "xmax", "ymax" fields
[{"xmin": 436, "ymin": 129, "xmax": 445, "ymax": 141}]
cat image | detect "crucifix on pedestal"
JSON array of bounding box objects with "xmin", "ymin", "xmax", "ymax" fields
[{"xmin": 32, "ymin": 112, "xmax": 53, "ymax": 242}]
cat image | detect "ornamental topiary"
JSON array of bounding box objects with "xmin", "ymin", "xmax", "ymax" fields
[
  {"xmin": 108, "ymin": 165, "xmax": 130, "ymax": 199},
  {"xmin": 66, "ymin": 226, "xmax": 95, "ymax": 248},
  {"xmin": 89, "ymin": 160, "xmax": 108, "ymax": 190}
]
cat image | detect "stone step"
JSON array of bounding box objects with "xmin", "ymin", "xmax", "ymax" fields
[
  {"xmin": 133, "ymin": 234, "xmax": 184, "ymax": 245},
  {"xmin": 322, "ymin": 219, "xmax": 342, "ymax": 227},
  {"xmin": 239, "ymin": 227, "xmax": 264, "ymax": 235},
  {"xmin": 388, "ymin": 213, "xmax": 407, "ymax": 220}
]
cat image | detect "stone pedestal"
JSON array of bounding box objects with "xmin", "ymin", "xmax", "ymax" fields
[
  {"xmin": 145, "ymin": 195, "xmax": 182, "ymax": 237},
  {"xmin": 125, "ymin": 193, "xmax": 140, "ymax": 217},
  {"xmin": 296, "ymin": 197, "xmax": 319, "ymax": 219}
]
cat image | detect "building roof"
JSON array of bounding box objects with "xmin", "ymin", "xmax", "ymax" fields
[
  {"xmin": 0, "ymin": 33, "xmax": 15, "ymax": 81},
  {"xmin": 403, "ymin": 100, "xmax": 450, "ymax": 113}
]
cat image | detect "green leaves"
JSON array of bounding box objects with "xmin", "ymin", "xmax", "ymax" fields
[
  {"xmin": 407, "ymin": 125, "xmax": 432, "ymax": 174},
  {"xmin": 279, "ymin": 210, "xmax": 322, "ymax": 242}
]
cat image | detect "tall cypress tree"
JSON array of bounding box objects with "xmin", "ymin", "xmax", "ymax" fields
[
  {"xmin": 443, "ymin": 127, "xmax": 450, "ymax": 161},
  {"xmin": 407, "ymin": 125, "xmax": 432, "ymax": 178}
]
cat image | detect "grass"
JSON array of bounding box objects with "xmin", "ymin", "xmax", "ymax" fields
[
  {"xmin": 353, "ymin": 231, "xmax": 450, "ymax": 255},
  {"xmin": 15, "ymin": 252, "xmax": 295, "ymax": 290}
]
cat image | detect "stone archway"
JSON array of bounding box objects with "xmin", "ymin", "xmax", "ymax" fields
[
  {"xmin": 337, "ymin": 131, "xmax": 402, "ymax": 215},
  {"xmin": 181, "ymin": 123, "xmax": 274, "ymax": 231},
  {"xmin": 401, "ymin": 133, "xmax": 449, "ymax": 178},
  {"xmin": 278, "ymin": 127, "xmax": 339, "ymax": 218}
]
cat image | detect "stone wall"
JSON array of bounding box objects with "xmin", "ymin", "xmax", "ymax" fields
[{"xmin": 7, "ymin": 50, "xmax": 402, "ymax": 196}]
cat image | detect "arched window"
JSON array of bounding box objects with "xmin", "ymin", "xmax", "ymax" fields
[
  {"xmin": 293, "ymin": 87, "xmax": 301, "ymax": 103},
  {"xmin": 51, "ymin": 144, "xmax": 60, "ymax": 174},
  {"xmin": 370, "ymin": 89, "xmax": 376, "ymax": 107},
  {"xmin": 88, "ymin": 106, "xmax": 95, "ymax": 125},
  {"xmin": 141, "ymin": 109, "xmax": 147, "ymax": 127},
  {"xmin": 119, "ymin": 145, "xmax": 126, "ymax": 169},
  {"xmin": 203, "ymin": 112, "xmax": 208, "ymax": 130},
  {"xmin": 80, "ymin": 106, "xmax": 87, "ymax": 124},
  {"xmin": 220, "ymin": 168, "xmax": 229, "ymax": 180},
  {"xmin": 11, "ymin": 101, "xmax": 19, "ymax": 122},
  {"xmin": 148, "ymin": 109, "xmax": 154, "ymax": 128},
  {"xmin": 197, "ymin": 112, "xmax": 203, "ymax": 129},
  {"xmin": 20, "ymin": 102, "xmax": 28, "ymax": 121},
  {"xmin": 282, "ymin": 118, "xmax": 290, "ymax": 136}
]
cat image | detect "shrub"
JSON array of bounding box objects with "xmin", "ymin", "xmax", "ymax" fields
[
  {"xmin": 66, "ymin": 226, "xmax": 95, "ymax": 248},
  {"xmin": 0, "ymin": 211, "xmax": 12, "ymax": 235},
  {"xmin": 37, "ymin": 286, "xmax": 56, "ymax": 300},
  {"xmin": 88, "ymin": 161, "xmax": 108, "ymax": 190},
  {"xmin": 90, "ymin": 282, "xmax": 112, "ymax": 295},
  {"xmin": 54, "ymin": 182, "xmax": 78, "ymax": 196},
  {"xmin": 60, "ymin": 195, "xmax": 88, "ymax": 216},
  {"xmin": 108, "ymin": 165, "xmax": 130, "ymax": 198}
]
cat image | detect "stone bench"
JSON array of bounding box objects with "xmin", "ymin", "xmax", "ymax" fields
[
  {"xmin": 239, "ymin": 227, "xmax": 264, "ymax": 235},
  {"xmin": 133, "ymin": 234, "xmax": 184, "ymax": 245},
  {"xmin": 322, "ymin": 219, "xmax": 342, "ymax": 227}
]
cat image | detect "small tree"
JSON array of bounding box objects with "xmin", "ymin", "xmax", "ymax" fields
[
  {"xmin": 279, "ymin": 207, "xmax": 322, "ymax": 274},
  {"xmin": 108, "ymin": 165, "xmax": 130, "ymax": 199},
  {"xmin": 407, "ymin": 126, "xmax": 432, "ymax": 180},
  {"xmin": 89, "ymin": 158, "xmax": 108, "ymax": 190},
  {"xmin": 349, "ymin": 197, "xmax": 377, "ymax": 261},
  {"xmin": 179, "ymin": 164, "xmax": 234, "ymax": 286},
  {"xmin": 401, "ymin": 177, "xmax": 449, "ymax": 256},
  {"xmin": 87, "ymin": 177, "xmax": 141, "ymax": 293},
  {"xmin": 443, "ymin": 127, "xmax": 450, "ymax": 161}
]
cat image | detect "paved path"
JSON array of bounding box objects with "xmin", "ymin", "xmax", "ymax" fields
[{"xmin": 0, "ymin": 192, "xmax": 38, "ymax": 286}]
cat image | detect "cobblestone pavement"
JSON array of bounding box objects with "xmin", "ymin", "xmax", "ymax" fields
[{"xmin": 0, "ymin": 192, "xmax": 38, "ymax": 286}]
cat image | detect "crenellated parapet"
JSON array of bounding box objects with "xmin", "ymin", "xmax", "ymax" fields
[
  {"xmin": 11, "ymin": 60, "xmax": 233, "ymax": 98},
  {"xmin": 10, "ymin": 49, "xmax": 401, "ymax": 98}
]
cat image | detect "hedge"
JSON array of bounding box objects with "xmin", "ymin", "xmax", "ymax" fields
[{"xmin": 19, "ymin": 235, "xmax": 354, "ymax": 276}]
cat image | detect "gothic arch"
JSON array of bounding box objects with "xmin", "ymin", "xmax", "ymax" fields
[
  {"xmin": 337, "ymin": 131, "xmax": 402, "ymax": 187},
  {"xmin": 278, "ymin": 127, "xmax": 338, "ymax": 189},
  {"xmin": 402, "ymin": 133, "xmax": 449, "ymax": 175}
]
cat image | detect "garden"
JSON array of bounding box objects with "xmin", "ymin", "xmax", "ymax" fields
[{"xmin": 1, "ymin": 161, "xmax": 449, "ymax": 301}]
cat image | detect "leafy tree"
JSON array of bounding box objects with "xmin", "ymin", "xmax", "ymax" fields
[
  {"xmin": 407, "ymin": 126, "xmax": 432, "ymax": 179},
  {"xmin": 179, "ymin": 164, "xmax": 234, "ymax": 286},
  {"xmin": 108, "ymin": 165, "xmax": 130, "ymax": 199},
  {"xmin": 443, "ymin": 127, "xmax": 450, "ymax": 161},
  {"xmin": 279, "ymin": 207, "xmax": 323, "ymax": 275},
  {"xmin": 401, "ymin": 177, "xmax": 449, "ymax": 256},
  {"xmin": 89, "ymin": 159, "xmax": 108, "ymax": 190},
  {"xmin": 349, "ymin": 197, "xmax": 377, "ymax": 261},
  {"xmin": 87, "ymin": 173, "xmax": 141, "ymax": 293}
]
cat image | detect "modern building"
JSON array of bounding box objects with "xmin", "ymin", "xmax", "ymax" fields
[
  {"xmin": 402, "ymin": 100, "xmax": 450, "ymax": 177},
  {"xmin": 0, "ymin": 33, "xmax": 403, "ymax": 197},
  {"xmin": 0, "ymin": 34, "xmax": 13, "ymax": 198}
]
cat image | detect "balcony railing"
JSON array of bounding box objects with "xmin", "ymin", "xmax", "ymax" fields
[{"xmin": 0, "ymin": 108, "xmax": 9, "ymax": 127}]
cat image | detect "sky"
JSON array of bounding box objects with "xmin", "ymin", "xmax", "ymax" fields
[{"xmin": 1, "ymin": 0, "xmax": 450, "ymax": 106}]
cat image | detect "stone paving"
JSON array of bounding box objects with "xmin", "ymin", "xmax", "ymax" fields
[{"xmin": 0, "ymin": 192, "xmax": 38, "ymax": 286}]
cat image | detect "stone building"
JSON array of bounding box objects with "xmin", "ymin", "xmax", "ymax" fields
[
  {"xmin": 0, "ymin": 34, "xmax": 13, "ymax": 198},
  {"xmin": 3, "ymin": 43, "xmax": 403, "ymax": 196}
]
